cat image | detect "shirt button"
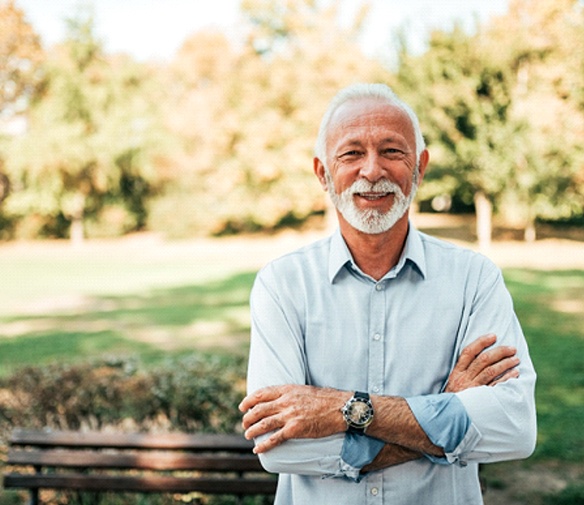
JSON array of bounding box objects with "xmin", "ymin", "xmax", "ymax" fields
[
  {"xmin": 371, "ymin": 487, "xmax": 379, "ymax": 496},
  {"xmin": 375, "ymin": 284, "xmax": 383, "ymax": 291},
  {"xmin": 373, "ymin": 386, "xmax": 380, "ymax": 393},
  {"xmin": 373, "ymin": 333, "xmax": 381, "ymax": 341}
]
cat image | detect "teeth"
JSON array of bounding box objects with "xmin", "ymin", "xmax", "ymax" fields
[{"xmin": 357, "ymin": 193, "xmax": 389, "ymax": 200}]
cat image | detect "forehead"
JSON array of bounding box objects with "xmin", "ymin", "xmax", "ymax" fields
[{"xmin": 327, "ymin": 98, "xmax": 415, "ymax": 148}]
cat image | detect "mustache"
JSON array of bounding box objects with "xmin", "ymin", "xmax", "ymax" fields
[{"xmin": 346, "ymin": 179, "xmax": 402, "ymax": 195}]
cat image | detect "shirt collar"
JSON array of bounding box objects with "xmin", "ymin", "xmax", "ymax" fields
[{"xmin": 328, "ymin": 224, "xmax": 427, "ymax": 284}]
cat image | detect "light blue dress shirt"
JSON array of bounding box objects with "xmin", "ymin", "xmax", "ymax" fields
[{"xmin": 246, "ymin": 226, "xmax": 537, "ymax": 505}]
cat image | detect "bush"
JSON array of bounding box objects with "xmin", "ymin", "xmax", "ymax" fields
[
  {"xmin": 0, "ymin": 355, "xmax": 257, "ymax": 504},
  {"xmin": 0, "ymin": 354, "xmax": 247, "ymax": 441}
]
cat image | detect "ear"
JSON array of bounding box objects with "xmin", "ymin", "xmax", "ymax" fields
[
  {"xmin": 417, "ymin": 149, "xmax": 430, "ymax": 183},
  {"xmin": 313, "ymin": 157, "xmax": 328, "ymax": 191}
]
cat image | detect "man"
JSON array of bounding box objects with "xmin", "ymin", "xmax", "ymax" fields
[{"xmin": 239, "ymin": 83, "xmax": 536, "ymax": 504}]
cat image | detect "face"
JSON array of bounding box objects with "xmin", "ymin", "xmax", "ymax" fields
[{"xmin": 315, "ymin": 98, "xmax": 428, "ymax": 234}]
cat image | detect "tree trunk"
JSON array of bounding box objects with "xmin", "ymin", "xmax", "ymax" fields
[
  {"xmin": 70, "ymin": 216, "xmax": 84, "ymax": 246},
  {"xmin": 474, "ymin": 191, "xmax": 492, "ymax": 253},
  {"xmin": 68, "ymin": 192, "xmax": 86, "ymax": 246},
  {"xmin": 524, "ymin": 218, "xmax": 536, "ymax": 242}
]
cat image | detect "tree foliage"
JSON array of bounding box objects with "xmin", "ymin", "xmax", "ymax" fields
[
  {"xmin": 396, "ymin": 0, "xmax": 584, "ymax": 243},
  {"xmin": 0, "ymin": 0, "xmax": 44, "ymax": 217},
  {"xmin": 1, "ymin": 0, "xmax": 583, "ymax": 241},
  {"xmin": 487, "ymin": 0, "xmax": 584, "ymax": 237},
  {"xmin": 3, "ymin": 5, "xmax": 167, "ymax": 241},
  {"xmin": 150, "ymin": 0, "xmax": 386, "ymax": 236},
  {"xmin": 0, "ymin": 0, "xmax": 43, "ymax": 117}
]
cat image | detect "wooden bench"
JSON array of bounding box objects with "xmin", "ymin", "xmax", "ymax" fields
[{"xmin": 3, "ymin": 428, "xmax": 276, "ymax": 504}]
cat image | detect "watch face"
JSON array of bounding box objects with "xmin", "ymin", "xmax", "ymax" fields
[{"xmin": 345, "ymin": 398, "xmax": 373, "ymax": 427}]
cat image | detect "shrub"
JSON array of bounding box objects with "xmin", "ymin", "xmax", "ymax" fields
[
  {"xmin": 0, "ymin": 355, "xmax": 257, "ymax": 504},
  {"xmin": 0, "ymin": 354, "xmax": 247, "ymax": 441}
]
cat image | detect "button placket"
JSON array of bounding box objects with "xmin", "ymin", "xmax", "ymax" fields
[
  {"xmin": 366, "ymin": 473, "xmax": 383, "ymax": 504},
  {"xmin": 369, "ymin": 280, "xmax": 385, "ymax": 399}
]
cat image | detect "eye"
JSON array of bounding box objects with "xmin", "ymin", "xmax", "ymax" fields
[
  {"xmin": 338, "ymin": 150, "xmax": 362, "ymax": 160},
  {"xmin": 381, "ymin": 147, "xmax": 406, "ymax": 159}
]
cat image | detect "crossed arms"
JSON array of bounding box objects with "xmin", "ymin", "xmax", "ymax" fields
[{"xmin": 240, "ymin": 334, "xmax": 522, "ymax": 471}]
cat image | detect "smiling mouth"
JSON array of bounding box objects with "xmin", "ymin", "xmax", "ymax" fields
[{"xmin": 355, "ymin": 192, "xmax": 391, "ymax": 201}]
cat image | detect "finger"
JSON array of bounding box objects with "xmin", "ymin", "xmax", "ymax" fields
[
  {"xmin": 253, "ymin": 429, "xmax": 288, "ymax": 454},
  {"xmin": 242, "ymin": 400, "xmax": 280, "ymax": 430},
  {"xmin": 455, "ymin": 334, "xmax": 497, "ymax": 372},
  {"xmin": 473, "ymin": 355, "xmax": 520, "ymax": 385},
  {"xmin": 245, "ymin": 414, "xmax": 284, "ymax": 441},
  {"xmin": 466, "ymin": 345, "xmax": 517, "ymax": 379},
  {"xmin": 238, "ymin": 386, "xmax": 283, "ymax": 412},
  {"xmin": 490, "ymin": 367, "xmax": 520, "ymax": 386}
]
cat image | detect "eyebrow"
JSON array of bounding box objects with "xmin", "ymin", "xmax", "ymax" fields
[
  {"xmin": 379, "ymin": 136, "xmax": 408, "ymax": 146},
  {"xmin": 336, "ymin": 136, "xmax": 408, "ymax": 151}
]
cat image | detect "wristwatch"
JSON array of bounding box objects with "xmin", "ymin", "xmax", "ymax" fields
[{"xmin": 341, "ymin": 391, "xmax": 374, "ymax": 434}]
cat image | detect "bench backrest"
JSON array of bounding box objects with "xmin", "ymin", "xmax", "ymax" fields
[{"xmin": 4, "ymin": 428, "xmax": 277, "ymax": 499}]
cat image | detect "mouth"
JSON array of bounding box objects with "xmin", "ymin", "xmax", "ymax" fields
[{"xmin": 355, "ymin": 192, "xmax": 391, "ymax": 201}]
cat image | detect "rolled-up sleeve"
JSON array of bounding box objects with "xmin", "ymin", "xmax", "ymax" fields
[
  {"xmin": 406, "ymin": 393, "xmax": 475, "ymax": 465},
  {"xmin": 406, "ymin": 261, "xmax": 536, "ymax": 467}
]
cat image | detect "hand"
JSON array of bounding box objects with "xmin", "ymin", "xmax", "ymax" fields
[
  {"xmin": 238, "ymin": 385, "xmax": 349, "ymax": 453},
  {"xmin": 445, "ymin": 333, "xmax": 520, "ymax": 393}
]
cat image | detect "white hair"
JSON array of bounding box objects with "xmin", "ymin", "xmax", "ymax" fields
[{"xmin": 314, "ymin": 83, "xmax": 426, "ymax": 167}]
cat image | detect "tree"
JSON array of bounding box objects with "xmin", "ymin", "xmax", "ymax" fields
[
  {"xmin": 0, "ymin": 0, "xmax": 44, "ymax": 234},
  {"xmin": 396, "ymin": 26, "xmax": 521, "ymax": 250},
  {"xmin": 486, "ymin": 0, "xmax": 584, "ymax": 240},
  {"xmin": 153, "ymin": 0, "xmax": 388, "ymax": 236},
  {"xmin": 0, "ymin": 0, "xmax": 44, "ymax": 119},
  {"xmin": 395, "ymin": 0, "xmax": 584, "ymax": 247},
  {"xmin": 3, "ymin": 5, "xmax": 166, "ymax": 242}
]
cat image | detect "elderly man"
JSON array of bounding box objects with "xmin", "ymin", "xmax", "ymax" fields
[{"xmin": 239, "ymin": 83, "xmax": 536, "ymax": 504}]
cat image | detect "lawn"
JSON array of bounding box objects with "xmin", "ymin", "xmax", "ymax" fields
[
  {"xmin": 0, "ymin": 236, "xmax": 276, "ymax": 375},
  {"xmin": 504, "ymin": 269, "xmax": 584, "ymax": 462},
  {"xmin": 0, "ymin": 235, "xmax": 583, "ymax": 504},
  {"xmin": 0, "ymin": 269, "xmax": 257, "ymax": 374}
]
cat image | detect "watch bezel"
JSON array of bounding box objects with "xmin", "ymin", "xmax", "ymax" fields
[{"xmin": 342, "ymin": 393, "xmax": 374, "ymax": 431}]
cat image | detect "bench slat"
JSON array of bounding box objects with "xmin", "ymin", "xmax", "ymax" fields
[
  {"xmin": 10, "ymin": 429, "xmax": 253, "ymax": 452},
  {"xmin": 4, "ymin": 429, "xmax": 276, "ymax": 499},
  {"xmin": 8, "ymin": 449, "xmax": 264, "ymax": 472},
  {"xmin": 4, "ymin": 473, "xmax": 277, "ymax": 495}
]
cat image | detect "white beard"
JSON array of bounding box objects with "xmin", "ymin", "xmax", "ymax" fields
[{"xmin": 325, "ymin": 169, "xmax": 418, "ymax": 234}]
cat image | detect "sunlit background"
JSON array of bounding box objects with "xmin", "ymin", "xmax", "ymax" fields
[{"xmin": 0, "ymin": 1, "xmax": 583, "ymax": 504}]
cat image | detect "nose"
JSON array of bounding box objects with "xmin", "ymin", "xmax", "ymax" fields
[{"xmin": 359, "ymin": 153, "xmax": 385, "ymax": 182}]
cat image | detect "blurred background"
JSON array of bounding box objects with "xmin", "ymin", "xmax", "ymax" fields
[{"xmin": 0, "ymin": 1, "xmax": 583, "ymax": 504}]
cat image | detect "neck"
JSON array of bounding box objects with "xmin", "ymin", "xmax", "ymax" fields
[{"xmin": 338, "ymin": 214, "xmax": 410, "ymax": 281}]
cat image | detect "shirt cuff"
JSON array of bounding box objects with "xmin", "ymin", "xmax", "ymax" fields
[
  {"xmin": 406, "ymin": 393, "xmax": 472, "ymax": 465},
  {"xmin": 339, "ymin": 432, "xmax": 385, "ymax": 481}
]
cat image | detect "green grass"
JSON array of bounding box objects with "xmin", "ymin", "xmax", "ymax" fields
[
  {"xmin": 0, "ymin": 270, "xmax": 256, "ymax": 375},
  {"xmin": 504, "ymin": 269, "xmax": 584, "ymax": 462},
  {"xmin": 1, "ymin": 244, "xmax": 583, "ymax": 466}
]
